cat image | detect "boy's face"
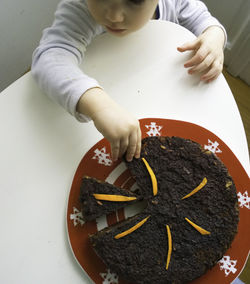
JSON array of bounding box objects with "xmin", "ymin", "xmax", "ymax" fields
[{"xmin": 87, "ymin": 0, "xmax": 158, "ymax": 36}]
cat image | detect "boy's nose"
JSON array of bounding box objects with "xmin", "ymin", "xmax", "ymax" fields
[{"xmin": 105, "ymin": 6, "xmax": 125, "ymax": 23}]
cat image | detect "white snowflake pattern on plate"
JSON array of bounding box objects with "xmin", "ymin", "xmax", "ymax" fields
[
  {"xmin": 100, "ymin": 269, "xmax": 119, "ymax": 284},
  {"xmin": 237, "ymin": 191, "xmax": 250, "ymax": 209},
  {"xmin": 145, "ymin": 122, "xmax": 162, "ymax": 136},
  {"xmin": 92, "ymin": 147, "xmax": 112, "ymax": 166},
  {"xmin": 218, "ymin": 255, "xmax": 237, "ymax": 276},
  {"xmin": 204, "ymin": 139, "xmax": 222, "ymax": 154},
  {"xmin": 70, "ymin": 207, "xmax": 85, "ymax": 227}
]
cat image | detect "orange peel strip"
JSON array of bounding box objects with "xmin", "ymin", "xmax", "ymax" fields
[
  {"xmin": 142, "ymin": 158, "xmax": 158, "ymax": 196},
  {"xmin": 114, "ymin": 216, "xmax": 150, "ymax": 239},
  {"xmin": 182, "ymin": 177, "xmax": 207, "ymax": 200},
  {"xmin": 93, "ymin": 194, "xmax": 137, "ymax": 202},
  {"xmin": 185, "ymin": 217, "xmax": 211, "ymax": 235},
  {"xmin": 166, "ymin": 225, "xmax": 172, "ymax": 270}
]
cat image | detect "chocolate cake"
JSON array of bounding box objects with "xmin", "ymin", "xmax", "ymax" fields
[{"xmin": 79, "ymin": 136, "xmax": 239, "ymax": 284}]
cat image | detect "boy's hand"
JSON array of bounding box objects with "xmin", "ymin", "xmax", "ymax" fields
[
  {"xmin": 77, "ymin": 88, "xmax": 141, "ymax": 162},
  {"xmin": 92, "ymin": 104, "xmax": 141, "ymax": 162},
  {"xmin": 177, "ymin": 26, "xmax": 225, "ymax": 82}
]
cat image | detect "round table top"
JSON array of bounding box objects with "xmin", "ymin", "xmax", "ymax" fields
[{"xmin": 0, "ymin": 20, "xmax": 249, "ymax": 283}]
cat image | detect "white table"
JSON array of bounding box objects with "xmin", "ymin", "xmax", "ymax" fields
[{"xmin": 0, "ymin": 21, "xmax": 249, "ymax": 284}]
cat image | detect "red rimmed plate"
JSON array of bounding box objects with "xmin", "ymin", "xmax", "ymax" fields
[{"xmin": 67, "ymin": 118, "xmax": 250, "ymax": 284}]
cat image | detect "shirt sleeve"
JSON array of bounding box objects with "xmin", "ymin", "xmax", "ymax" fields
[
  {"xmin": 31, "ymin": 0, "xmax": 104, "ymax": 122},
  {"xmin": 177, "ymin": 0, "xmax": 227, "ymax": 46}
]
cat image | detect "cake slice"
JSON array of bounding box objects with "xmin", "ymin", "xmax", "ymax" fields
[{"xmin": 79, "ymin": 176, "xmax": 140, "ymax": 221}]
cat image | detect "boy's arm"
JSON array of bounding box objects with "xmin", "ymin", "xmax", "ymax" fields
[
  {"xmin": 31, "ymin": 0, "xmax": 104, "ymax": 122},
  {"xmin": 77, "ymin": 88, "xmax": 141, "ymax": 162},
  {"xmin": 32, "ymin": 0, "xmax": 141, "ymax": 161}
]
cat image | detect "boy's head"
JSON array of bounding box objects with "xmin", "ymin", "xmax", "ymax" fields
[{"xmin": 87, "ymin": 0, "xmax": 158, "ymax": 36}]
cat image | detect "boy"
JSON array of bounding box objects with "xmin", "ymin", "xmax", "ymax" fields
[{"xmin": 32, "ymin": 0, "xmax": 226, "ymax": 162}]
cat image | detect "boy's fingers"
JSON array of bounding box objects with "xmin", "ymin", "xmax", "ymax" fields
[
  {"xmin": 188, "ymin": 53, "xmax": 214, "ymax": 74},
  {"xmin": 202, "ymin": 74, "xmax": 217, "ymax": 83},
  {"xmin": 111, "ymin": 140, "xmax": 120, "ymax": 162},
  {"xmin": 201, "ymin": 69, "xmax": 219, "ymax": 82},
  {"xmin": 184, "ymin": 45, "xmax": 209, "ymax": 68},
  {"xmin": 134, "ymin": 127, "xmax": 142, "ymax": 159},
  {"xmin": 177, "ymin": 39, "xmax": 199, "ymax": 52},
  {"xmin": 126, "ymin": 131, "xmax": 138, "ymax": 162},
  {"xmin": 201, "ymin": 60, "xmax": 223, "ymax": 81},
  {"xmin": 119, "ymin": 137, "xmax": 129, "ymax": 158}
]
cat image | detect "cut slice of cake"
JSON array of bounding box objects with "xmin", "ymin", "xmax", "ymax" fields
[{"xmin": 79, "ymin": 176, "xmax": 140, "ymax": 221}]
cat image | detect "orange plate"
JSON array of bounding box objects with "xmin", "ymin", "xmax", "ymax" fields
[{"xmin": 67, "ymin": 118, "xmax": 250, "ymax": 284}]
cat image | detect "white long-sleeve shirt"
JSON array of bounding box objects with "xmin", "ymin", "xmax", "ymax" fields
[{"xmin": 31, "ymin": 0, "xmax": 226, "ymax": 122}]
